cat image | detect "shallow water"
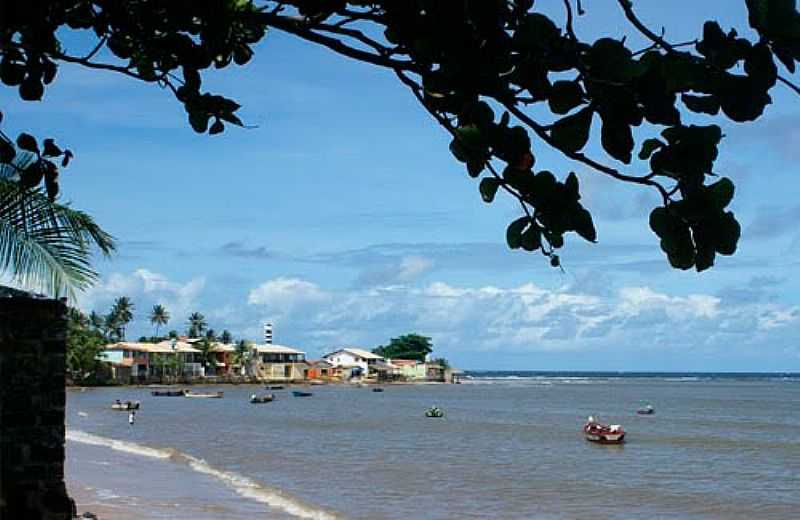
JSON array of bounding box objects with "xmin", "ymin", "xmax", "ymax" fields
[{"xmin": 66, "ymin": 376, "xmax": 800, "ymax": 519}]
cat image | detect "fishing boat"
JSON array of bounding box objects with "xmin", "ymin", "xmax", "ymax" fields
[
  {"xmin": 583, "ymin": 417, "xmax": 625, "ymax": 444},
  {"xmin": 425, "ymin": 406, "xmax": 444, "ymax": 418},
  {"xmin": 309, "ymin": 380, "xmax": 327, "ymax": 386},
  {"xmin": 184, "ymin": 391, "xmax": 224, "ymax": 398},
  {"xmin": 265, "ymin": 385, "xmax": 284, "ymax": 390},
  {"xmin": 371, "ymin": 387, "xmax": 384, "ymax": 393},
  {"xmin": 636, "ymin": 404, "xmax": 655, "ymax": 415},
  {"xmin": 151, "ymin": 390, "xmax": 185, "ymax": 397},
  {"xmin": 292, "ymin": 390, "xmax": 313, "ymax": 397},
  {"xmin": 111, "ymin": 400, "xmax": 140, "ymax": 411},
  {"xmin": 249, "ymin": 393, "xmax": 275, "ymax": 404}
]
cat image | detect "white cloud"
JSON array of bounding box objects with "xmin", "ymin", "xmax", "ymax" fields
[{"xmin": 247, "ymin": 277, "xmax": 330, "ymax": 308}]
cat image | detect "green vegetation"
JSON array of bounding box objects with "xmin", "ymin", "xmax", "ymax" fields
[
  {"xmin": 374, "ymin": 334, "xmax": 434, "ymax": 362},
  {"xmin": 4, "ymin": 1, "xmax": 798, "ymax": 273},
  {"xmin": 149, "ymin": 304, "xmax": 170, "ymax": 336},
  {"xmin": 65, "ymin": 308, "xmax": 106, "ymax": 383},
  {"xmin": 187, "ymin": 312, "xmax": 208, "ymax": 338},
  {"xmin": 0, "ymin": 150, "xmax": 114, "ymax": 297}
]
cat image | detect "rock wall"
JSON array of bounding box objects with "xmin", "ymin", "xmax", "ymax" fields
[{"xmin": 0, "ymin": 291, "xmax": 74, "ymax": 519}]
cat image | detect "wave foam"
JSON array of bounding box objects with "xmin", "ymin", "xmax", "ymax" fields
[{"xmin": 67, "ymin": 429, "xmax": 340, "ymax": 520}]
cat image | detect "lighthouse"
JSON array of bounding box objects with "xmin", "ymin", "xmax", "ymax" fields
[{"xmin": 263, "ymin": 323, "xmax": 273, "ymax": 345}]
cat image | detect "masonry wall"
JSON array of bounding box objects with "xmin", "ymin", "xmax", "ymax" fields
[{"xmin": 0, "ymin": 293, "xmax": 74, "ymax": 519}]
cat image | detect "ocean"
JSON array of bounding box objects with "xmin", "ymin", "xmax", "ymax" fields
[{"xmin": 65, "ymin": 373, "xmax": 800, "ymax": 519}]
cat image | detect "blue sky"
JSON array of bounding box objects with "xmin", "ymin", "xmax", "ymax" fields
[{"xmin": 3, "ymin": 1, "xmax": 800, "ymax": 370}]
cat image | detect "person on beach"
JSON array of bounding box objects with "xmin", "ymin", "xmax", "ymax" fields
[{"xmin": 128, "ymin": 410, "xmax": 136, "ymax": 426}]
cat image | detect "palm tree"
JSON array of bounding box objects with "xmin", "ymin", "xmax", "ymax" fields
[
  {"xmin": 233, "ymin": 339, "xmax": 251, "ymax": 376},
  {"xmin": 220, "ymin": 330, "xmax": 233, "ymax": 344},
  {"xmin": 103, "ymin": 312, "xmax": 121, "ymax": 341},
  {"xmin": 89, "ymin": 310, "xmax": 104, "ymax": 331},
  {"xmin": 196, "ymin": 337, "xmax": 215, "ymax": 375},
  {"xmin": 0, "ymin": 150, "xmax": 115, "ymax": 297},
  {"xmin": 111, "ymin": 296, "xmax": 134, "ymax": 340},
  {"xmin": 149, "ymin": 304, "xmax": 170, "ymax": 337},
  {"xmin": 187, "ymin": 312, "xmax": 207, "ymax": 338},
  {"xmin": 205, "ymin": 328, "xmax": 216, "ymax": 341}
]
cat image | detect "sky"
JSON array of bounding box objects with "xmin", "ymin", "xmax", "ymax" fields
[{"xmin": 3, "ymin": 1, "xmax": 800, "ymax": 371}]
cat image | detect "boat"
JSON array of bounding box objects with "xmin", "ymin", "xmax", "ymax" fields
[
  {"xmin": 583, "ymin": 417, "xmax": 625, "ymax": 444},
  {"xmin": 371, "ymin": 388, "xmax": 384, "ymax": 393},
  {"xmin": 249, "ymin": 393, "xmax": 275, "ymax": 404},
  {"xmin": 309, "ymin": 380, "xmax": 326, "ymax": 386},
  {"xmin": 111, "ymin": 400, "xmax": 140, "ymax": 411},
  {"xmin": 292, "ymin": 390, "xmax": 313, "ymax": 397},
  {"xmin": 184, "ymin": 391, "xmax": 224, "ymax": 398},
  {"xmin": 151, "ymin": 390, "xmax": 185, "ymax": 397},
  {"xmin": 265, "ymin": 385, "xmax": 284, "ymax": 390},
  {"xmin": 636, "ymin": 404, "xmax": 655, "ymax": 415},
  {"xmin": 425, "ymin": 407, "xmax": 444, "ymax": 418}
]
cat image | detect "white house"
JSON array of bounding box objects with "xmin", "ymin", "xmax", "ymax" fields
[{"xmin": 322, "ymin": 347, "xmax": 387, "ymax": 378}]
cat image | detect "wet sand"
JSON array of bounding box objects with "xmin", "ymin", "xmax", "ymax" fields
[{"xmin": 66, "ymin": 440, "xmax": 291, "ymax": 519}]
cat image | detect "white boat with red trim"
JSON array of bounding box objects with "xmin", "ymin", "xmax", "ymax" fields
[{"xmin": 583, "ymin": 416, "xmax": 625, "ymax": 444}]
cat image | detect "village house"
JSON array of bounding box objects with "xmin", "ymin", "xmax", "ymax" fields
[
  {"xmin": 306, "ymin": 360, "xmax": 335, "ymax": 381},
  {"xmin": 322, "ymin": 347, "xmax": 391, "ymax": 380},
  {"xmin": 251, "ymin": 344, "xmax": 308, "ymax": 382},
  {"xmin": 99, "ymin": 340, "xmax": 204, "ymax": 382},
  {"xmin": 390, "ymin": 358, "xmax": 427, "ymax": 380}
]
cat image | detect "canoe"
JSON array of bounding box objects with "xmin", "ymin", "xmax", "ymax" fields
[
  {"xmin": 636, "ymin": 407, "xmax": 655, "ymax": 415},
  {"xmin": 292, "ymin": 390, "xmax": 313, "ymax": 397},
  {"xmin": 250, "ymin": 394, "xmax": 275, "ymax": 404},
  {"xmin": 151, "ymin": 390, "xmax": 184, "ymax": 397},
  {"xmin": 184, "ymin": 391, "xmax": 223, "ymax": 398},
  {"xmin": 111, "ymin": 401, "xmax": 140, "ymax": 411},
  {"xmin": 309, "ymin": 380, "xmax": 326, "ymax": 386},
  {"xmin": 371, "ymin": 388, "xmax": 384, "ymax": 393},
  {"xmin": 583, "ymin": 419, "xmax": 625, "ymax": 444},
  {"xmin": 265, "ymin": 385, "xmax": 284, "ymax": 390}
]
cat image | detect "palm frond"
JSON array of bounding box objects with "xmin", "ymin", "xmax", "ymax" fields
[{"xmin": 0, "ymin": 178, "xmax": 116, "ymax": 298}]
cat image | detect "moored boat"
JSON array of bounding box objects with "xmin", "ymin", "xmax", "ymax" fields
[
  {"xmin": 583, "ymin": 416, "xmax": 625, "ymax": 444},
  {"xmin": 292, "ymin": 390, "xmax": 313, "ymax": 397},
  {"xmin": 151, "ymin": 390, "xmax": 185, "ymax": 397},
  {"xmin": 111, "ymin": 400, "xmax": 140, "ymax": 411},
  {"xmin": 249, "ymin": 393, "xmax": 275, "ymax": 404},
  {"xmin": 636, "ymin": 404, "xmax": 655, "ymax": 415},
  {"xmin": 372, "ymin": 387, "xmax": 384, "ymax": 392},
  {"xmin": 425, "ymin": 406, "xmax": 444, "ymax": 418},
  {"xmin": 184, "ymin": 391, "xmax": 224, "ymax": 398},
  {"xmin": 265, "ymin": 385, "xmax": 284, "ymax": 390}
]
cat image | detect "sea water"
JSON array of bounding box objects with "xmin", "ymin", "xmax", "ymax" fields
[{"xmin": 66, "ymin": 374, "xmax": 800, "ymax": 519}]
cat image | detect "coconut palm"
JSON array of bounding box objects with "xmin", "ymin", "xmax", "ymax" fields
[
  {"xmin": 187, "ymin": 311, "xmax": 207, "ymax": 338},
  {"xmin": 89, "ymin": 310, "xmax": 104, "ymax": 331},
  {"xmin": 149, "ymin": 304, "xmax": 170, "ymax": 337},
  {"xmin": 0, "ymin": 151, "xmax": 115, "ymax": 297},
  {"xmin": 220, "ymin": 329, "xmax": 233, "ymax": 344},
  {"xmin": 233, "ymin": 339, "xmax": 252, "ymax": 376},
  {"xmin": 110, "ymin": 296, "xmax": 134, "ymax": 340}
]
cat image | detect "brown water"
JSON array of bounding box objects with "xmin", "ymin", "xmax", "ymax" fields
[{"xmin": 66, "ymin": 376, "xmax": 800, "ymax": 519}]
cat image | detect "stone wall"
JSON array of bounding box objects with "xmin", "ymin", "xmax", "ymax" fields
[{"xmin": 0, "ymin": 290, "xmax": 74, "ymax": 519}]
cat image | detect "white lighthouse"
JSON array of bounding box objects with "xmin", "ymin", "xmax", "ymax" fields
[{"xmin": 263, "ymin": 323, "xmax": 273, "ymax": 345}]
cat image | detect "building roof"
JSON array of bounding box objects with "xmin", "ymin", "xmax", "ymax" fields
[
  {"xmin": 390, "ymin": 358, "xmax": 421, "ymax": 367},
  {"xmin": 154, "ymin": 340, "xmax": 202, "ymax": 353},
  {"xmin": 252, "ymin": 344, "xmax": 305, "ymax": 355},
  {"xmin": 308, "ymin": 360, "xmax": 334, "ymax": 368},
  {"xmin": 104, "ymin": 342, "xmax": 174, "ymax": 353},
  {"xmin": 324, "ymin": 347, "xmax": 384, "ymax": 360},
  {"xmin": 210, "ymin": 343, "xmax": 236, "ymax": 353}
]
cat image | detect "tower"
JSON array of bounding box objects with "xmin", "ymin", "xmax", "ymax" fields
[{"xmin": 263, "ymin": 322, "xmax": 273, "ymax": 345}]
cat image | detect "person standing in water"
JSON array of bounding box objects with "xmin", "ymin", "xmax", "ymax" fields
[{"xmin": 128, "ymin": 410, "xmax": 136, "ymax": 426}]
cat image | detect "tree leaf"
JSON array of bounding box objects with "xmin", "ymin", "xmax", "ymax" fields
[
  {"xmin": 16, "ymin": 133, "xmax": 38, "ymax": 153},
  {"xmin": 479, "ymin": 177, "xmax": 500, "ymax": 203},
  {"xmin": 707, "ymin": 177, "xmax": 735, "ymax": 209},
  {"xmin": 573, "ymin": 206, "xmax": 597, "ymax": 242},
  {"xmin": 547, "ymin": 80, "xmax": 584, "ymax": 114},
  {"xmin": 506, "ymin": 217, "xmax": 530, "ymax": 249},
  {"xmin": 600, "ymin": 115, "xmax": 633, "ymax": 164},
  {"xmin": 550, "ymin": 107, "xmax": 592, "ymax": 153},
  {"xmin": 638, "ymin": 138, "xmax": 664, "ymax": 160},
  {"xmin": 520, "ymin": 224, "xmax": 541, "ymax": 251},
  {"xmin": 682, "ymin": 94, "xmax": 721, "ymax": 115}
]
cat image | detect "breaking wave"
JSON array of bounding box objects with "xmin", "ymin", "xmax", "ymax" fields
[{"xmin": 66, "ymin": 429, "xmax": 341, "ymax": 520}]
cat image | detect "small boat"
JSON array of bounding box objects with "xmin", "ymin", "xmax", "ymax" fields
[
  {"xmin": 425, "ymin": 407, "xmax": 444, "ymax": 418},
  {"xmin": 309, "ymin": 380, "xmax": 326, "ymax": 386},
  {"xmin": 583, "ymin": 417, "xmax": 625, "ymax": 444},
  {"xmin": 292, "ymin": 390, "xmax": 313, "ymax": 397},
  {"xmin": 265, "ymin": 385, "xmax": 284, "ymax": 390},
  {"xmin": 111, "ymin": 400, "xmax": 140, "ymax": 411},
  {"xmin": 636, "ymin": 404, "xmax": 655, "ymax": 415},
  {"xmin": 151, "ymin": 390, "xmax": 185, "ymax": 397},
  {"xmin": 184, "ymin": 391, "xmax": 224, "ymax": 398},
  {"xmin": 250, "ymin": 393, "xmax": 275, "ymax": 404},
  {"xmin": 371, "ymin": 388, "xmax": 384, "ymax": 393}
]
